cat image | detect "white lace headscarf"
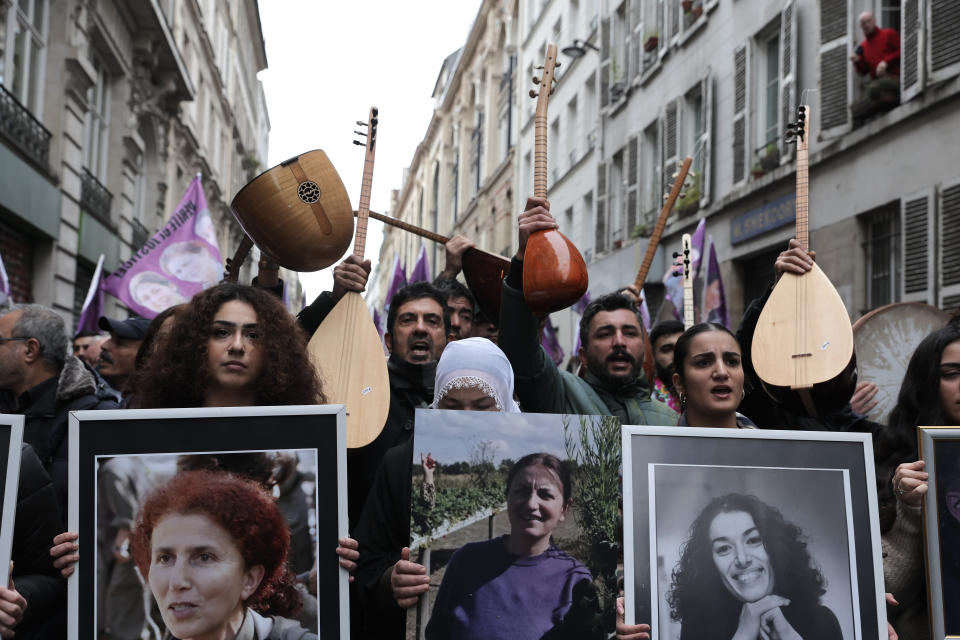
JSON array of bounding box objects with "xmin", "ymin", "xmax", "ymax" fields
[{"xmin": 431, "ymin": 337, "xmax": 521, "ymax": 412}]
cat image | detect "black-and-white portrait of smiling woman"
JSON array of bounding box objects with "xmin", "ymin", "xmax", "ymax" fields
[{"xmin": 622, "ymin": 427, "xmax": 887, "ymax": 640}]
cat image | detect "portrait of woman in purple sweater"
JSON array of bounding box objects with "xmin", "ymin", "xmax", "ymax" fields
[{"xmin": 424, "ymin": 452, "xmax": 601, "ymax": 640}]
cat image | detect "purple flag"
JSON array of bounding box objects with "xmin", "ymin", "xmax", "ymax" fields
[
  {"xmin": 703, "ymin": 236, "xmax": 730, "ymax": 328},
  {"xmin": 372, "ymin": 307, "xmax": 384, "ymax": 337},
  {"xmin": 385, "ymin": 254, "xmax": 408, "ymax": 308},
  {"xmin": 638, "ymin": 290, "xmax": 652, "ymax": 330},
  {"xmin": 75, "ymin": 254, "xmax": 105, "ymax": 334},
  {"xmin": 0, "ymin": 250, "xmax": 9, "ymax": 296},
  {"xmin": 572, "ymin": 290, "xmax": 592, "ymax": 315},
  {"xmin": 102, "ymin": 175, "xmax": 221, "ymax": 318},
  {"xmin": 541, "ymin": 315, "xmax": 565, "ymax": 366},
  {"xmin": 409, "ymin": 244, "xmax": 430, "ymax": 283}
]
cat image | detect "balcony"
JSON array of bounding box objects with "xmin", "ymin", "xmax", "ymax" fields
[
  {"xmin": 0, "ymin": 84, "xmax": 51, "ymax": 171},
  {"xmin": 131, "ymin": 218, "xmax": 150, "ymax": 249},
  {"xmin": 81, "ymin": 169, "xmax": 114, "ymax": 228}
]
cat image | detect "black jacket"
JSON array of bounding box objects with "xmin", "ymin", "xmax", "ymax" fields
[
  {"xmin": 0, "ymin": 356, "xmax": 120, "ymax": 523},
  {"xmin": 298, "ymin": 293, "xmax": 435, "ymax": 529},
  {"xmin": 12, "ymin": 444, "xmax": 67, "ymax": 638}
]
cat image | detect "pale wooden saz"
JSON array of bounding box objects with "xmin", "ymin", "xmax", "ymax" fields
[
  {"xmin": 680, "ymin": 233, "xmax": 694, "ymax": 331},
  {"xmin": 751, "ymin": 105, "xmax": 857, "ymax": 417},
  {"xmin": 307, "ymin": 107, "xmax": 390, "ymax": 449}
]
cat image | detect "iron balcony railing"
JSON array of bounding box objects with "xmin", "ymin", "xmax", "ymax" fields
[
  {"xmin": 0, "ymin": 83, "xmax": 51, "ymax": 170},
  {"xmin": 81, "ymin": 168, "xmax": 113, "ymax": 227}
]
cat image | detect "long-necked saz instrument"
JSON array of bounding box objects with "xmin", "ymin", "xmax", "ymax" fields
[
  {"xmin": 354, "ymin": 210, "xmax": 510, "ymax": 323},
  {"xmin": 523, "ymin": 43, "xmax": 589, "ymax": 315},
  {"xmin": 751, "ymin": 105, "xmax": 857, "ymax": 417},
  {"xmin": 633, "ymin": 156, "xmax": 693, "ymax": 383},
  {"xmin": 679, "ymin": 234, "xmax": 695, "ymax": 331},
  {"xmin": 229, "ymin": 150, "xmax": 355, "ymax": 272},
  {"xmin": 307, "ymin": 107, "xmax": 391, "ymax": 449}
]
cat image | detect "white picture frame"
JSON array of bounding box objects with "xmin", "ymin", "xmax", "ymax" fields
[{"xmin": 622, "ymin": 425, "xmax": 886, "ymax": 640}]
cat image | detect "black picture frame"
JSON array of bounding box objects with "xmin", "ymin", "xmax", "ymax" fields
[
  {"xmin": 622, "ymin": 425, "xmax": 886, "ymax": 640},
  {"xmin": 68, "ymin": 405, "xmax": 347, "ymax": 640}
]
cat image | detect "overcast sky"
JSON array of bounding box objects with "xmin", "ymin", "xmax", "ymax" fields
[{"xmin": 258, "ymin": 1, "xmax": 482, "ymax": 301}]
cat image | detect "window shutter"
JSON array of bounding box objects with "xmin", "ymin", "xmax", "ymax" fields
[
  {"xmin": 700, "ymin": 71, "xmax": 713, "ymax": 207},
  {"xmin": 819, "ymin": 0, "xmax": 851, "ymax": 137},
  {"xmin": 627, "ymin": 136, "xmax": 638, "ymax": 232},
  {"xmin": 900, "ymin": 190, "xmax": 934, "ymax": 303},
  {"xmin": 663, "ymin": 100, "xmax": 678, "ymax": 199},
  {"xmin": 901, "ymin": 0, "xmax": 925, "ymax": 101},
  {"xmin": 657, "ymin": 0, "xmax": 667, "ymax": 58},
  {"xmin": 780, "ymin": 0, "xmax": 798, "ymax": 164},
  {"xmin": 601, "ymin": 17, "xmax": 611, "ymax": 108},
  {"xmin": 732, "ymin": 43, "xmax": 749, "ymax": 186},
  {"xmin": 630, "ymin": 0, "xmax": 643, "ymax": 79},
  {"xmin": 928, "ymin": 0, "xmax": 960, "ymax": 84},
  {"xmin": 940, "ymin": 181, "xmax": 960, "ymax": 307},
  {"xmin": 668, "ymin": 0, "xmax": 680, "ymax": 45},
  {"xmin": 596, "ymin": 162, "xmax": 608, "ymax": 253}
]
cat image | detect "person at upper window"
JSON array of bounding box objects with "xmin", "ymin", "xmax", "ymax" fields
[
  {"xmin": 498, "ymin": 197, "xmax": 677, "ymax": 425},
  {"xmin": 851, "ymin": 11, "xmax": 900, "ymax": 79}
]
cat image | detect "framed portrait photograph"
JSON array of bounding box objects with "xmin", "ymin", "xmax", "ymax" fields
[
  {"xmin": 0, "ymin": 414, "xmax": 24, "ymax": 588},
  {"xmin": 919, "ymin": 426, "xmax": 960, "ymax": 639},
  {"xmin": 409, "ymin": 409, "xmax": 622, "ymax": 639},
  {"xmin": 68, "ymin": 405, "xmax": 348, "ymax": 640},
  {"xmin": 622, "ymin": 426, "xmax": 886, "ymax": 640}
]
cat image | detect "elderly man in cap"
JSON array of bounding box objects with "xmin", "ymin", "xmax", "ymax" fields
[
  {"xmin": 0, "ymin": 304, "xmax": 119, "ymax": 521},
  {"xmin": 98, "ymin": 315, "xmax": 150, "ymax": 398}
]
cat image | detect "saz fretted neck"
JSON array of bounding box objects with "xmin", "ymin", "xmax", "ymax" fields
[
  {"xmin": 522, "ymin": 43, "xmax": 589, "ymax": 315},
  {"xmin": 751, "ymin": 105, "xmax": 856, "ymax": 418},
  {"xmin": 307, "ymin": 107, "xmax": 391, "ymax": 449}
]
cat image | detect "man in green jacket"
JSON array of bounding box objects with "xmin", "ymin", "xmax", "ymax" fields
[{"xmin": 498, "ymin": 196, "xmax": 678, "ymax": 425}]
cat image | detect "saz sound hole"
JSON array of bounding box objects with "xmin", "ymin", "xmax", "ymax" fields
[{"xmin": 297, "ymin": 181, "xmax": 321, "ymax": 204}]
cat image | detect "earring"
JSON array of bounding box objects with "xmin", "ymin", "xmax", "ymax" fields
[{"xmin": 741, "ymin": 388, "xmax": 746, "ymax": 400}]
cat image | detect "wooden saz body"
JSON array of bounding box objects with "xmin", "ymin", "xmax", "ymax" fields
[
  {"xmin": 307, "ymin": 292, "xmax": 390, "ymax": 449},
  {"xmin": 752, "ymin": 263, "xmax": 857, "ymax": 417},
  {"xmin": 307, "ymin": 108, "xmax": 390, "ymax": 449},
  {"xmin": 751, "ymin": 105, "xmax": 856, "ymax": 418},
  {"xmin": 462, "ymin": 248, "xmax": 510, "ymax": 321},
  {"xmin": 230, "ymin": 150, "xmax": 354, "ymax": 271},
  {"xmin": 852, "ymin": 302, "xmax": 950, "ymax": 425}
]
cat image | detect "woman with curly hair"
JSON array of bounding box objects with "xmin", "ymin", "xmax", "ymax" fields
[
  {"xmin": 134, "ymin": 283, "xmax": 324, "ymax": 408},
  {"xmin": 666, "ymin": 493, "xmax": 842, "ymax": 640},
  {"xmin": 131, "ymin": 470, "xmax": 316, "ymax": 639}
]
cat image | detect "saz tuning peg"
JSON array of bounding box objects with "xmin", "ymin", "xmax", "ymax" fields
[{"xmin": 529, "ymin": 89, "xmax": 539, "ymax": 98}]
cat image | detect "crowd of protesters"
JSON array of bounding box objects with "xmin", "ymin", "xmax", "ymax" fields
[{"xmin": 0, "ymin": 190, "xmax": 954, "ymax": 640}]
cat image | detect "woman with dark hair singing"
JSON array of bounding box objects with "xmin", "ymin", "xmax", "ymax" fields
[
  {"xmin": 667, "ymin": 493, "xmax": 842, "ymax": 640},
  {"xmin": 131, "ymin": 470, "xmax": 316, "ymax": 639}
]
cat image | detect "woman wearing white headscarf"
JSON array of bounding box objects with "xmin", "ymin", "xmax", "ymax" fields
[{"xmin": 353, "ymin": 338, "xmax": 518, "ymax": 638}]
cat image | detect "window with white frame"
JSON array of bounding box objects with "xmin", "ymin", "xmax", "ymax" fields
[
  {"xmin": 549, "ymin": 117, "xmax": 560, "ymax": 183},
  {"xmin": 566, "ymin": 95, "xmax": 578, "ymax": 168},
  {"xmin": 0, "ymin": 0, "xmax": 48, "ymax": 114},
  {"xmin": 470, "ymin": 109, "xmax": 483, "ymax": 196},
  {"xmin": 641, "ymin": 120, "xmax": 660, "ymax": 216},
  {"xmin": 861, "ymin": 202, "xmax": 900, "ymax": 311},
  {"xmin": 608, "ymin": 149, "xmax": 624, "ymax": 247},
  {"xmin": 757, "ymin": 23, "xmax": 781, "ymax": 167},
  {"xmin": 451, "ymin": 126, "xmax": 460, "ymax": 223},
  {"xmin": 498, "ymin": 52, "xmax": 514, "ymax": 163},
  {"xmin": 584, "ymin": 72, "xmax": 596, "ymax": 148},
  {"xmin": 83, "ymin": 52, "xmax": 111, "ymax": 181}
]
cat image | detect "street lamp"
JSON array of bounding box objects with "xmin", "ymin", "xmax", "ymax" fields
[{"xmin": 561, "ymin": 39, "xmax": 601, "ymax": 59}]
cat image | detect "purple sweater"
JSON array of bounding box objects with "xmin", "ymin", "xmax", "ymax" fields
[{"xmin": 424, "ymin": 535, "xmax": 594, "ymax": 640}]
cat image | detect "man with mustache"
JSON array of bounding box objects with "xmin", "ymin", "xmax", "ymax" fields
[
  {"xmin": 298, "ymin": 257, "xmax": 450, "ymax": 528},
  {"xmin": 498, "ymin": 197, "xmax": 677, "ymax": 425}
]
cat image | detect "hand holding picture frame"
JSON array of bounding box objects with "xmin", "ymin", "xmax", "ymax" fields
[
  {"xmin": 621, "ymin": 425, "xmax": 887, "ymax": 640},
  {"xmin": 919, "ymin": 426, "xmax": 960, "ymax": 640}
]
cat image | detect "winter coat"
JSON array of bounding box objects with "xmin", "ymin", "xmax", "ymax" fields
[
  {"xmin": 12, "ymin": 443, "xmax": 67, "ymax": 638},
  {"xmin": 0, "ymin": 356, "xmax": 119, "ymax": 522},
  {"xmin": 498, "ymin": 270, "xmax": 677, "ymax": 425}
]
